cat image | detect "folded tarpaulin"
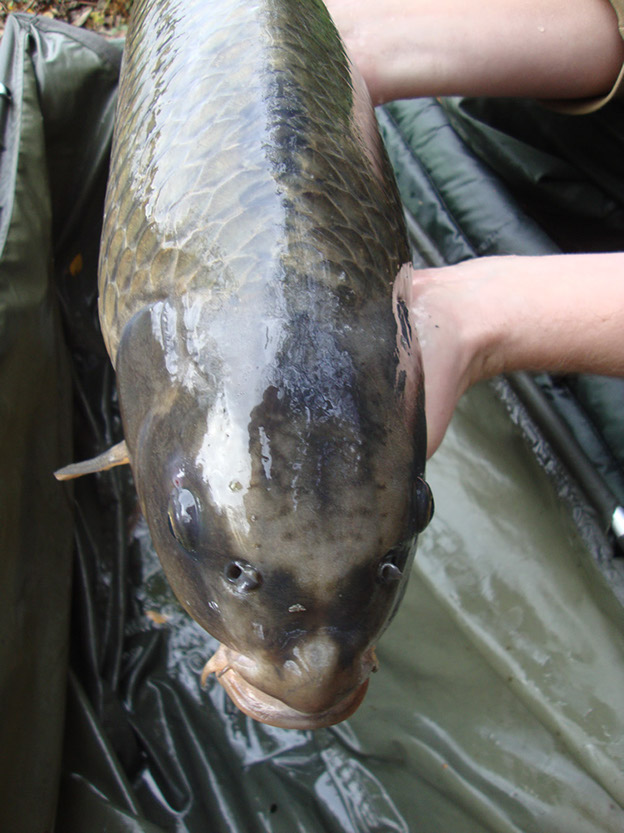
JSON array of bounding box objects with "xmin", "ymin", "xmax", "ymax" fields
[{"xmin": 1, "ymin": 13, "xmax": 623, "ymax": 833}]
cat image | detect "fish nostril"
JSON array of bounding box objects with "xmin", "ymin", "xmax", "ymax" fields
[
  {"xmin": 225, "ymin": 562, "xmax": 242, "ymax": 581},
  {"xmin": 378, "ymin": 562, "xmax": 402, "ymax": 584},
  {"xmin": 224, "ymin": 560, "xmax": 262, "ymax": 592}
]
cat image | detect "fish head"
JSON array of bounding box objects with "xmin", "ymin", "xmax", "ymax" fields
[{"xmin": 115, "ymin": 299, "xmax": 433, "ymax": 728}]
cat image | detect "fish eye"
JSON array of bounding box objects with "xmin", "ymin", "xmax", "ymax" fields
[
  {"xmin": 412, "ymin": 476, "xmax": 434, "ymax": 533},
  {"xmin": 224, "ymin": 560, "xmax": 262, "ymax": 592},
  {"xmin": 167, "ymin": 486, "xmax": 201, "ymax": 552}
]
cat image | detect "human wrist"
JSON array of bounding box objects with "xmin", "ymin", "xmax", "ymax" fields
[
  {"xmin": 328, "ymin": 0, "xmax": 624, "ymax": 104},
  {"xmin": 431, "ymin": 255, "xmax": 580, "ymax": 386},
  {"xmin": 432, "ymin": 253, "xmax": 624, "ymax": 382}
]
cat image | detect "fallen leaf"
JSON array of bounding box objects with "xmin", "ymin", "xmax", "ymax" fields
[
  {"xmin": 69, "ymin": 252, "xmax": 83, "ymax": 276},
  {"xmin": 146, "ymin": 610, "xmax": 170, "ymax": 625},
  {"xmin": 73, "ymin": 7, "xmax": 92, "ymax": 27}
]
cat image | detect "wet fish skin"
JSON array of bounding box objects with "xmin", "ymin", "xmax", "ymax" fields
[{"xmin": 97, "ymin": 0, "xmax": 432, "ymax": 727}]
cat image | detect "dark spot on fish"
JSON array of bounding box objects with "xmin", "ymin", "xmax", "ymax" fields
[
  {"xmin": 335, "ymin": 284, "xmax": 357, "ymax": 307},
  {"xmin": 322, "ymin": 557, "xmax": 405, "ymax": 668},
  {"xmin": 265, "ymin": 69, "xmax": 310, "ymax": 178},
  {"xmin": 396, "ymin": 369, "xmax": 407, "ymax": 396},
  {"xmin": 256, "ymin": 570, "xmax": 323, "ymax": 645},
  {"xmin": 396, "ymin": 297, "xmax": 412, "ymax": 348},
  {"xmin": 273, "ymin": 310, "xmax": 360, "ymax": 426},
  {"xmin": 270, "ymin": 804, "xmax": 278, "ymax": 814}
]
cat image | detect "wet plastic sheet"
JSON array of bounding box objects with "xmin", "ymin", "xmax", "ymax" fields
[{"xmin": 1, "ymin": 14, "xmax": 623, "ymax": 833}]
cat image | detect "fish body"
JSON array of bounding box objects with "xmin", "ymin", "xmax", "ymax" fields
[{"xmin": 94, "ymin": 0, "xmax": 431, "ymax": 728}]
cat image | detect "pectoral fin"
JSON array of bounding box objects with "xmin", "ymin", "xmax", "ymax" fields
[{"xmin": 54, "ymin": 440, "xmax": 130, "ymax": 481}]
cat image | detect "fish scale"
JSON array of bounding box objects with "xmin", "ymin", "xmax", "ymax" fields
[{"xmin": 99, "ymin": 0, "xmax": 407, "ymax": 359}]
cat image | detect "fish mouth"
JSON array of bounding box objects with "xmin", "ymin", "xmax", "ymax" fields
[{"xmin": 202, "ymin": 644, "xmax": 372, "ymax": 730}]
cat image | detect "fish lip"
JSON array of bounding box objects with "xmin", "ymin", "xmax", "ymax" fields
[{"xmin": 202, "ymin": 645, "xmax": 372, "ymax": 730}]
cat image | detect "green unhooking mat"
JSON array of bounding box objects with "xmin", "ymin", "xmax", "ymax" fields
[{"xmin": 1, "ymin": 14, "xmax": 623, "ymax": 833}]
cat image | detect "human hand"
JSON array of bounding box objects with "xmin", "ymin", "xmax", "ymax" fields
[
  {"xmin": 408, "ymin": 261, "xmax": 493, "ymax": 459},
  {"xmin": 408, "ymin": 253, "xmax": 624, "ymax": 458},
  {"xmin": 325, "ymin": 0, "xmax": 624, "ymax": 106}
]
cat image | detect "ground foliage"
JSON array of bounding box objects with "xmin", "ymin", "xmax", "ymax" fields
[{"xmin": 0, "ymin": 0, "xmax": 133, "ymax": 36}]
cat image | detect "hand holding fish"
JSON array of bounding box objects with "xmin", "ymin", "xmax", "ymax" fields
[
  {"xmin": 410, "ymin": 255, "xmax": 624, "ymax": 458},
  {"xmin": 326, "ymin": 0, "xmax": 624, "ymax": 105}
]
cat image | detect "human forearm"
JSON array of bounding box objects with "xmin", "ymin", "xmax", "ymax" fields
[
  {"xmin": 327, "ymin": 0, "xmax": 624, "ymax": 104},
  {"xmin": 410, "ymin": 254, "xmax": 624, "ymax": 456}
]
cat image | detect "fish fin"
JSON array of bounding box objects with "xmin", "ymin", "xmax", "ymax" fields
[{"xmin": 54, "ymin": 440, "xmax": 130, "ymax": 481}]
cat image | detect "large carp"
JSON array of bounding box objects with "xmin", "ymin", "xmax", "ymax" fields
[{"xmin": 56, "ymin": 0, "xmax": 433, "ymax": 729}]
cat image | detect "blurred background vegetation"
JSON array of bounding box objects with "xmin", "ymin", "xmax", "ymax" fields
[{"xmin": 0, "ymin": 0, "xmax": 134, "ymax": 36}]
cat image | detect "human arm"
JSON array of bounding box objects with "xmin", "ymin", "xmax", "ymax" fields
[
  {"xmin": 326, "ymin": 0, "xmax": 624, "ymax": 105},
  {"xmin": 323, "ymin": 1, "xmax": 624, "ymax": 455},
  {"xmin": 410, "ymin": 254, "xmax": 624, "ymax": 457},
  {"xmin": 323, "ymin": 0, "xmax": 624, "ymax": 455}
]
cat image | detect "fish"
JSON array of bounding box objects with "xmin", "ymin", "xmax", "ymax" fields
[{"xmin": 55, "ymin": 0, "xmax": 433, "ymax": 729}]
